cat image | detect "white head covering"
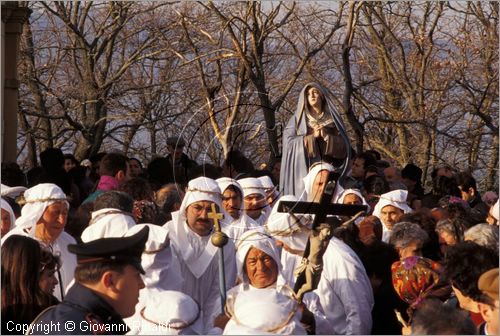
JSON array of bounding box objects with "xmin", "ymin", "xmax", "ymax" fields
[
  {"xmin": 238, "ymin": 178, "xmax": 266, "ymax": 198},
  {"xmin": 137, "ymin": 290, "xmax": 202, "ymax": 335},
  {"xmin": 216, "ymin": 177, "xmax": 243, "ymax": 196},
  {"xmin": 491, "ymin": 199, "xmax": 499, "ymax": 221},
  {"xmin": 1, "ymin": 184, "xmax": 27, "ymax": 198},
  {"xmin": 258, "ymin": 176, "xmax": 275, "ymax": 191},
  {"xmin": 171, "ymin": 177, "xmax": 230, "ymax": 278},
  {"xmin": 224, "ymin": 287, "xmax": 306, "ymax": 335},
  {"xmin": 125, "ymin": 224, "xmax": 183, "ymax": 291},
  {"xmin": 372, "ymin": 189, "xmax": 413, "ymax": 219},
  {"xmin": 337, "ymin": 188, "xmax": 371, "ymax": 213},
  {"xmin": 235, "ymin": 229, "xmax": 285, "ymax": 286},
  {"xmin": 302, "ymin": 162, "xmax": 344, "ymax": 202},
  {"xmin": 81, "ymin": 208, "xmax": 136, "ymax": 242},
  {"xmin": 1, "ymin": 198, "xmax": 16, "ymax": 233},
  {"xmin": 15, "ymin": 183, "xmax": 68, "ymax": 235},
  {"xmin": 265, "ymin": 195, "xmax": 311, "ymax": 251}
]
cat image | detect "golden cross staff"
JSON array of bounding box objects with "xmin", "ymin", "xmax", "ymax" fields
[{"xmin": 208, "ymin": 203, "xmax": 228, "ymax": 313}]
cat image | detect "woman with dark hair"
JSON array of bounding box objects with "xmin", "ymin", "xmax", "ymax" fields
[
  {"xmin": 1, "ymin": 235, "xmax": 59, "ymax": 334},
  {"xmin": 39, "ymin": 248, "xmax": 62, "ymax": 296},
  {"xmin": 118, "ymin": 178, "xmax": 163, "ymax": 225},
  {"xmin": 63, "ymin": 154, "xmax": 79, "ymax": 173}
]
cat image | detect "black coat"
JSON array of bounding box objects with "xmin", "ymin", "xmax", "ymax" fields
[{"xmin": 28, "ymin": 283, "xmax": 128, "ymax": 335}]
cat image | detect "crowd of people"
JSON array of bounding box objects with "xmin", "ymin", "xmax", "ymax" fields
[{"xmin": 1, "ymin": 83, "xmax": 499, "ymax": 335}]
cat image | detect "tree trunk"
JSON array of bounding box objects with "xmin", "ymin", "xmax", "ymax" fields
[{"xmin": 485, "ymin": 135, "xmax": 499, "ymax": 191}]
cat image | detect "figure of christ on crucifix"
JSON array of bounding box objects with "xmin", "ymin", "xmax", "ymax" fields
[{"xmin": 278, "ymin": 170, "xmax": 368, "ymax": 302}]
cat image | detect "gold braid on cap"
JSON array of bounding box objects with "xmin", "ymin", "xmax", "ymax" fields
[
  {"xmin": 224, "ymin": 285, "xmax": 299, "ymax": 333},
  {"xmin": 17, "ymin": 196, "xmax": 68, "ymax": 206},
  {"xmin": 143, "ymin": 239, "xmax": 170, "ymax": 254},
  {"xmin": 235, "ymin": 231, "xmax": 273, "ymax": 251},
  {"xmin": 140, "ymin": 300, "xmax": 200, "ymax": 330},
  {"xmin": 88, "ymin": 209, "xmax": 135, "ymax": 226}
]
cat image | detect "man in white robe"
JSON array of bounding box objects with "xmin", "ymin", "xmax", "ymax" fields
[
  {"xmin": 124, "ymin": 224, "xmax": 185, "ymax": 334},
  {"xmin": 81, "ymin": 208, "xmax": 136, "ymax": 242},
  {"xmin": 237, "ymin": 177, "xmax": 270, "ymax": 226},
  {"xmin": 1, "ymin": 183, "xmax": 77, "ymax": 301},
  {"xmin": 315, "ymin": 235, "xmax": 374, "ymax": 334},
  {"xmin": 216, "ymin": 178, "xmax": 259, "ymax": 243},
  {"xmin": 302, "ymin": 162, "xmax": 344, "ymax": 203},
  {"xmin": 372, "ymin": 189, "xmax": 413, "ymax": 243},
  {"xmin": 164, "ymin": 177, "xmax": 237, "ymax": 333}
]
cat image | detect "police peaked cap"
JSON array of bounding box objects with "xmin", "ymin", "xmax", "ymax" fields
[{"xmin": 68, "ymin": 226, "xmax": 149, "ymax": 274}]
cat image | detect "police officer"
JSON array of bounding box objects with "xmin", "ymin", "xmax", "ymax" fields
[{"xmin": 28, "ymin": 226, "xmax": 149, "ymax": 335}]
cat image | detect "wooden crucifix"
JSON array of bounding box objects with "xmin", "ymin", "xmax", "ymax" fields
[
  {"xmin": 208, "ymin": 203, "xmax": 229, "ymax": 313},
  {"xmin": 277, "ymin": 170, "xmax": 368, "ymax": 301}
]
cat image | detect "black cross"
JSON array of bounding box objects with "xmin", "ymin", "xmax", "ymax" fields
[{"xmin": 277, "ymin": 170, "xmax": 368, "ymax": 294}]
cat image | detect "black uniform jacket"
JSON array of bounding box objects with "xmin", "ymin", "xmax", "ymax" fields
[{"xmin": 28, "ymin": 283, "xmax": 129, "ymax": 335}]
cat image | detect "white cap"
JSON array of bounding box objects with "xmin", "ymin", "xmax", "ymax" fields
[
  {"xmin": 15, "ymin": 183, "xmax": 68, "ymax": 235},
  {"xmin": 138, "ymin": 290, "xmax": 202, "ymax": 335},
  {"xmin": 235, "ymin": 229, "xmax": 284, "ymax": 286},
  {"xmin": 1, "ymin": 184, "xmax": 27, "ymax": 198},
  {"xmin": 265, "ymin": 195, "xmax": 311, "ymax": 251},
  {"xmin": 216, "ymin": 177, "xmax": 243, "ymax": 196},
  {"xmin": 238, "ymin": 178, "xmax": 266, "ymax": 198},
  {"xmin": 372, "ymin": 189, "xmax": 413, "ymax": 219},
  {"xmin": 337, "ymin": 188, "xmax": 371, "ymax": 213},
  {"xmin": 81, "ymin": 208, "xmax": 136, "ymax": 242},
  {"xmin": 258, "ymin": 176, "xmax": 275, "ymax": 190}
]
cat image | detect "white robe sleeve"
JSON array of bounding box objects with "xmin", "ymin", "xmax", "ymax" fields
[
  {"xmin": 302, "ymin": 291, "xmax": 332, "ymax": 335},
  {"xmin": 316, "ymin": 239, "xmax": 374, "ymax": 335}
]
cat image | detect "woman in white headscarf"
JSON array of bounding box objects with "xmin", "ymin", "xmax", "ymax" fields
[
  {"xmin": 219, "ymin": 229, "xmax": 331, "ymax": 334},
  {"xmin": 280, "ymin": 83, "xmax": 351, "ymax": 198},
  {"xmin": 1, "ymin": 183, "xmax": 77, "ymax": 301}
]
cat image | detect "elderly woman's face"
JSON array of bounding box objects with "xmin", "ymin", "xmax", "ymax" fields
[
  {"xmin": 245, "ymin": 247, "xmax": 278, "ymax": 288},
  {"xmin": 307, "ymin": 87, "xmax": 323, "ymax": 109},
  {"xmin": 398, "ymin": 240, "xmax": 423, "ymax": 259},
  {"xmin": 38, "ymin": 201, "xmax": 68, "ymax": 238},
  {"xmin": 438, "ymin": 230, "xmax": 457, "ymax": 255}
]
